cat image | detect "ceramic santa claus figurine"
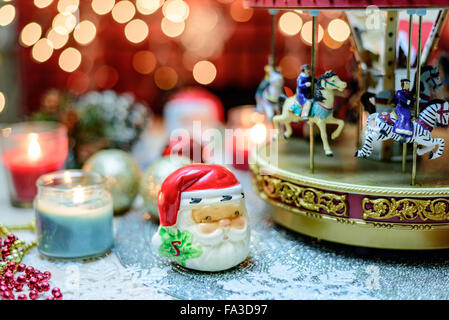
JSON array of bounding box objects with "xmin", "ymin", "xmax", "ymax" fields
[{"xmin": 151, "ymin": 164, "xmax": 251, "ymax": 272}]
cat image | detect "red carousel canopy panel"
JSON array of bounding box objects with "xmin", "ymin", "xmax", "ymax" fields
[{"xmin": 245, "ymin": 0, "xmax": 449, "ymax": 9}]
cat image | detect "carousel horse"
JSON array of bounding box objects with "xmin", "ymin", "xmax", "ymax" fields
[
  {"xmin": 361, "ymin": 65, "xmax": 442, "ymax": 114},
  {"xmin": 272, "ymin": 71, "xmax": 347, "ymax": 157},
  {"xmin": 255, "ymin": 70, "xmax": 284, "ymax": 121},
  {"xmin": 356, "ymin": 99, "xmax": 449, "ymax": 160}
]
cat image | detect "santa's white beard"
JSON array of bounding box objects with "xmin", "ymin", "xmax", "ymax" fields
[{"xmin": 178, "ymin": 211, "xmax": 250, "ymax": 272}]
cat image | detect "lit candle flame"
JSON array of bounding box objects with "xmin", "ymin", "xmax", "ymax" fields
[
  {"xmin": 73, "ymin": 187, "xmax": 85, "ymax": 204},
  {"xmin": 63, "ymin": 171, "xmax": 72, "ymax": 184},
  {"xmin": 249, "ymin": 123, "xmax": 267, "ymax": 145},
  {"xmin": 27, "ymin": 133, "xmax": 42, "ymax": 161}
]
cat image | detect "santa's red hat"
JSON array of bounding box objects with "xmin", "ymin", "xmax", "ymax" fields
[{"xmin": 157, "ymin": 164, "xmax": 243, "ymax": 227}]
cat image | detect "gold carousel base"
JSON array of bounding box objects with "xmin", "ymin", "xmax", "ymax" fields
[{"xmin": 250, "ymin": 125, "xmax": 449, "ymax": 250}]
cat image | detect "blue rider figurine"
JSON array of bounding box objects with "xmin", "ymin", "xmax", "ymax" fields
[
  {"xmin": 296, "ymin": 64, "xmax": 313, "ymax": 121},
  {"xmin": 392, "ymin": 78, "xmax": 415, "ymax": 137}
]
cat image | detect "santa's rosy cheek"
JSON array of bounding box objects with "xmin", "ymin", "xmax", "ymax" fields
[
  {"xmin": 231, "ymin": 217, "xmax": 245, "ymax": 229},
  {"xmin": 198, "ymin": 222, "xmax": 218, "ymax": 234}
]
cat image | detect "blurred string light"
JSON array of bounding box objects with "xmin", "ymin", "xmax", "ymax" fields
[
  {"xmin": 323, "ymin": 31, "xmax": 344, "ymax": 50},
  {"xmin": 301, "ymin": 21, "xmax": 324, "ymax": 45},
  {"xmin": 161, "ymin": 17, "xmax": 184, "ymax": 38},
  {"xmin": 278, "ymin": 12, "xmax": 302, "ymax": 36},
  {"xmin": 154, "ymin": 66, "xmax": 178, "ymax": 90},
  {"xmin": 230, "ymin": 0, "xmax": 253, "ymax": 22},
  {"xmin": 74, "ymin": 20, "xmax": 97, "ymax": 45},
  {"xmin": 112, "ymin": 0, "xmax": 135, "ymax": 24},
  {"xmin": 0, "ymin": 4, "xmax": 15, "ymax": 27},
  {"xmin": 57, "ymin": 0, "xmax": 79, "ymax": 14},
  {"xmin": 20, "ymin": 22, "xmax": 42, "ymax": 47},
  {"xmin": 34, "ymin": 0, "xmax": 54, "ymax": 8},
  {"xmin": 136, "ymin": 0, "xmax": 162, "ymax": 15},
  {"xmin": 91, "ymin": 0, "xmax": 115, "ymax": 15},
  {"xmin": 59, "ymin": 47, "xmax": 82, "ymax": 72},
  {"xmin": 95, "ymin": 65, "xmax": 119, "ymax": 89},
  {"xmin": 163, "ymin": 0, "xmax": 189, "ymax": 23},
  {"xmin": 180, "ymin": 5, "xmax": 229, "ymax": 60},
  {"xmin": 279, "ymin": 55, "xmax": 301, "ymax": 79},
  {"xmin": 67, "ymin": 71, "xmax": 90, "ymax": 95},
  {"xmin": 47, "ymin": 28, "xmax": 69, "ymax": 49},
  {"xmin": 31, "ymin": 38, "xmax": 54, "ymax": 63},
  {"xmin": 52, "ymin": 12, "xmax": 77, "ymax": 35},
  {"xmin": 0, "ymin": 92, "xmax": 5, "ymax": 114},
  {"xmin": 327, "ymin": 18, "xmax": 350, "ymax": 42},
  {"xmin": 192, "ymin": 60, "xmax": 216, "ymax": 85},
  {"xmin": 125, "ymin": 19, "xmax": 149, "ymax": 43},
  {"xmin": 133, "ymin": 50, "xmax": 157, "ymax": 74}
]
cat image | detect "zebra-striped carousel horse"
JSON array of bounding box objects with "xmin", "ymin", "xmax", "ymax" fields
[
  {"xmin": 355, "ymin": 100, "xmax": 449, "ymax": 160},
  {"xmin": 361, "ymin": 65, "xmax": 442, "ymax": 113}
]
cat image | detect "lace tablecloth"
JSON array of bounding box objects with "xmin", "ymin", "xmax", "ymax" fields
[{"xmin": 3, "ymin": 161, "xmax": 449, "ymax": 300}]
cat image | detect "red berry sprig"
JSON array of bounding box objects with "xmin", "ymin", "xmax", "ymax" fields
[
  {"xmin": 0, "ymin": 224, "xmax": 63, "ymax": 300},
  {"xmin": 0, "ymin": 261, "xmax": 62, "ymax": 300}
]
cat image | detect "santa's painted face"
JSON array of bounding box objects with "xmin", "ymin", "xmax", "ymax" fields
[{"xmin": 176, "ymin": 199, "xmax": 250, "ymax": 272}]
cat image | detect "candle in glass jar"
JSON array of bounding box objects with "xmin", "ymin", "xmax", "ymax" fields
[
  {"xmin": 0, "ymin": 122, "xmax": 68, "ymax": 207},
  {"xmin": 34, "ymin": 170, "xmax": 114, "ymax": 259}
]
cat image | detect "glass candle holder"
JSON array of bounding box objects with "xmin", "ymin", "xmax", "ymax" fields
[
  {"xmin": 34, "ymin": 170, "xmax": 114, "ymax": 259},
  {"xmin": 0, "ymin": 122, "xmax": 68, "ymax": 208}
]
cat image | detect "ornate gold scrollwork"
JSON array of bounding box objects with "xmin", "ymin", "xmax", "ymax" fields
[
  {"xmin": 259, "ymin": 175, "xmax": 348, "ymax": 217},
  {"xmin": 362, "ymin": 198, "xmax": 449, "ymax": 222}
]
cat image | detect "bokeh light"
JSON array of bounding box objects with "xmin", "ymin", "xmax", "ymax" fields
[
  {"xmin": 112, "ymin": 0, "xmax": 135, "ymax": 24},
  {"xmin": 154, "ymin": 66, "xmax": 178, "ymax": 90},
  {"xmin": 32, "ymin": 38, "xmax": 54, "ymax": 63},
  {"xmin": 161, "ymin": 17, "xmax": 184, "ymax": 38},
  {"xmin": 136, "ymin": 0, "xmax": 162, "ymax": 15},
  {"xmin": 278, "ymin": 12, "xmax": 303, "ymax": 36},
  {"xmin": 301, "ymin": 21, "xmax": 324, "ymax": 45},
  {"xmin": 59, "ymin": 47, "xmax": 82, "ymax": 72},
  {"xmin": 132, "ymin": 50, "xmax": 157, "ymax": 74},
  {"xmin": 91, "ymin": 0, "xmax": 115, "ymax": 15},
  {"xmin": 34, "ymin": 0, "xmax": 54, "ymax": 8},
  {"xmin": 163, "ymin": 0, "xmax": 189, "ymax": 23},
  {"xmin": 323, "ymin": 31, "xmax": 344, "ymax": 49},
  {"xmin": 327, "ymin": 18, "xmax": 351, "ymax": 42},
  {"xmin": 0, "ymin": 4, "xmax": 15, "ymax": 27},
  {"xmin": 57, "ymin": 0, "xmax": 79, "ymax": 13},
  {"xmin": 95, "ymin": 65, "xmax": 119, "ymax": 89},
  {"xmin": 67, "ymin": 71, "xmax": 90, "ymax": 95},
  {"xmin": 20, "ymin": 22, "xmax": 42, "ymax": 47},
  {"xmin": 47, "ymin": 28, "xmax": 69, "ymax": 49},
  {"xmin": 230, "ymin": 0, "xmax": 253, "ymax": 22},
  {"xmin": 0, "ymin": 92, "xmax": 5, "ymax": 114},
  {"xmin": 279, "ymin": 55, "xmax": 301, "ymax": 79},
  {"xmin": 74, "ymin": 20, "xmax": 97, "ymax": 45},
  {"xmin": 125, "ymin": 19, "xmax": 149, "ymax": 43},
  {"xmin": 52, "ymin": 12, "xmax": 77, "ymax": 35},
  {"xmin": 193, "ymin": 60, "xmax": 217, "ymax": 85}
]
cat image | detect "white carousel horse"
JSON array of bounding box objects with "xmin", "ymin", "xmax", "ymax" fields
[
  {"xmin": 356, "ymin": 100, "xmax": 449, "ymax": 160},
  {"xmin": 255, "ymin": 70, "xmax": 284, "ymax": 121},
  {"xmin": 272, "ymin": 71, "xmax": 347, "ymax": 157},
  {"xmin": 361, "ymin": 65, "xmax": 442, "ymax": 113}
]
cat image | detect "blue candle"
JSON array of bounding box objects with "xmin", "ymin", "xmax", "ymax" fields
[{"xmin": 34, "ymin": 170, "xmax": 114, "ymax": 259}]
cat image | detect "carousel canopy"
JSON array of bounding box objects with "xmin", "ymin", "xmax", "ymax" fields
[{"xmin": 245, "ymin": 0, "xmax": 449, "ymax": 10}]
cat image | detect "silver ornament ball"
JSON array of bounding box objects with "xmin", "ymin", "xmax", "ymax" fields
[
  {"xmin": 83, "ymin": 149, "xmax": 141, "ymax": 214},
  {"xmin": 139, "ymin": 155, "xmax": 191, "ymax": 219}
]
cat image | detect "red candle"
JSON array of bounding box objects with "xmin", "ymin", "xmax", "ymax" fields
[{"xmin": 1, "ymin": 123, "xmax": 68, "ymax": 206}]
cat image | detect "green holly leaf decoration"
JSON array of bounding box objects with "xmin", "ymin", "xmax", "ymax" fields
[{"xmin": 158, "ymin": 227, "xmax": 203, "ymax": 267}]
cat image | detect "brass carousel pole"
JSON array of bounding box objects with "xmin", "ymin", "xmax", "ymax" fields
[
  {"xmin": 309, "ymin": 10, "xmax": 319, "ymax": 174},
  {"xmin": 269, "ymin": 9, "xmax": 278, "ymax": 68},
  {"xmin": 403, "ymin": 11, "xmax": 414, "ymax": 173},
  {"xmin": 412, "ymin": 10, "xmax": 425, "ymax": 186}
]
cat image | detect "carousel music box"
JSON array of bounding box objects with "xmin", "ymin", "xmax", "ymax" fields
[{"xmin": 248, "ymin": 1, "xmax": 449, "ymax": 249}]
